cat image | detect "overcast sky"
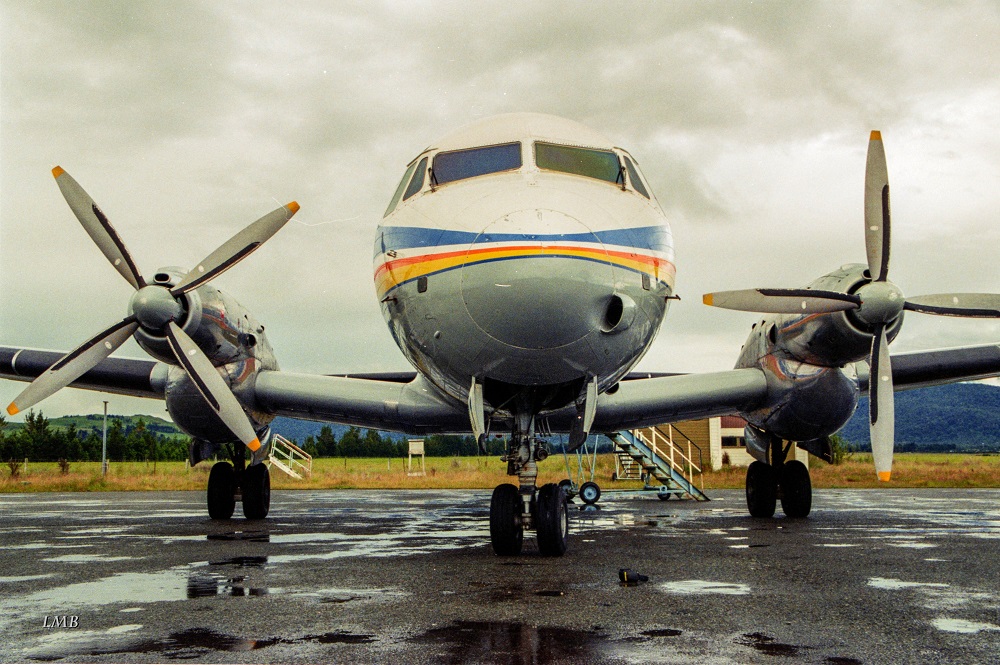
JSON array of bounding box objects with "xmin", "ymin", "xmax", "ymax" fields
[{"xmin": 2, "ymin": 0, "xmax": 998, "ymax": 420}]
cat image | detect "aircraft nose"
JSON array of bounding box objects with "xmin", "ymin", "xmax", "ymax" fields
[{"xmin": 460, "ymin": 209, "xmax": 616, "ymax": 350}]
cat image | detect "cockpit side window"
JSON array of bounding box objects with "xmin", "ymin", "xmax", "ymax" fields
[
  {"xmin": 402, "ymin": 157, "xmax": 428, "ymax": 201},
  {"xmin": 384, "ymin": 159, "xmax": 420, "ymax": 217},
  {"xmin": 623, "ymin": 156, "xmax": 650, "ymax": 199},
  {"xmin": 431, "ymin": 142, "xmax": 522, "ymax": 186},
  {"xmin": 535, "ymin": 142, "xmax": 621, "ymax": 184}
]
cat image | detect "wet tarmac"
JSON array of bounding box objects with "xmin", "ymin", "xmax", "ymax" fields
[{"xmin": 1, "ymin": 488, "xmax": 999, "ymax": 663}]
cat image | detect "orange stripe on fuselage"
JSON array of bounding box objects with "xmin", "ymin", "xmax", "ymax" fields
[{"xmin": 374, "ymin": 244, "xmax": 675, "ymax": 295}]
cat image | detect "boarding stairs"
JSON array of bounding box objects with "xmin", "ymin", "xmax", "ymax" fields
[
  {"xmin": 267, "ymin": 434, "xmax": 313, "ymax": 479},
  {"xmin": 609, "ymin": 428, "xmax": 709, "ymax": 501}
]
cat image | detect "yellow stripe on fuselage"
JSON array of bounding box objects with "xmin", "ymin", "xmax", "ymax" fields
[{"xmin": 374, "ymin": 244, "xmax": 675, "ymax": 297}]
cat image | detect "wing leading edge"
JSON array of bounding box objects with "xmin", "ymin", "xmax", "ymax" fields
[{"xmin": 2, "ymin": 343, "xmax": 999, "ymax": 436}]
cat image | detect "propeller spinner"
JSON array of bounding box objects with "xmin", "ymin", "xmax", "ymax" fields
[
  {"xmin": 7, "ymin": 167, "xmax": 299, "ymax": 456},
  {"xmin": 703, "ymin": 132, "xmax": 1000, "ymax": 481}
]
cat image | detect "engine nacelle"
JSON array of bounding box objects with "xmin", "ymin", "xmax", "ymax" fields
[
  {"xmin": 733, "ymin": 264, "xmax": 901, "ymax": 442},
  {"xmin": 137, "ymin": 268, "xmax": 279, "ymax": 445}
]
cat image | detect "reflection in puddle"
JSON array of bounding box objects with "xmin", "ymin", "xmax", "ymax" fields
[
  {"xmin": 206, "ymin": 531, "xmax": 270, "ymax": 543},
  {"xmin": 931, "ymin": 617, "xmax": 1000, "ymax": 634},
  {"xmin": 208, "ymin": 556, "xmax": 268, "ymax": 567},
  {"xmin": 30, "ymin": 627, "xmax": 377, "ymax": 661},
  {"xmin": 641, "ymin": 628, "xmax": 682, "ymax": 637},
  {"xmin": 413, "ymin": 621, "xmax": 604, "ymax": 663},
  {"xmin": 661, "ymin": 580, "xmax": 750, "ymax": 595},
  {"xmin": 735, "ymin": 631, "xmax": 805, "ymax": 657}
]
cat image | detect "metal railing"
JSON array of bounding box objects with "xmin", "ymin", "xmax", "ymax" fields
[
  {"xmin": 268, "ymin": 434, "xmax": 313, "ymax": 479},
  {"xmin": 631, "ymin": 424, "xmax": 706, "ymax": 491}
]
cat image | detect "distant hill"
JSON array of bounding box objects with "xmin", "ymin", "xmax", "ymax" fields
[
  {"xmin": 839, "ymin": 382, "xmax": 1000, "ymax": 452},
  {"xmin": 5, "ymin": 414, "xmax": 187, "ymax": 439},
  {"xmin": 266, "ymin": 417, "xmax": 408, "ymax": 444},
  {"xmin": 3, "ymin": 413, "xmax": 408, "ymax": 445}
]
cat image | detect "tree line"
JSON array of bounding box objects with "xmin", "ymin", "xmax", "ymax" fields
[
  {"xmin": 0, "ymin": 411, "xmax": 189, "ymax": 463},
  {"xmin": 0, "ymin": 412, "xmax": 508, "ymax": 463},
  {"xmin": 295, "ymin": 426, "xmax": 506, "ymax": 458}
]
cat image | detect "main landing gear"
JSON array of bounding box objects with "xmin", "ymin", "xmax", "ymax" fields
[
  {"xmin": 206, "ymin": 443, "xmax": 271, "ymax": 520},
  {"xmin": 490, "ymin": 418, "xmax": 569, "ymax": 557},
  {"xmin": 745, "ymin": 440, "xmax": 812, "ymax": 519}
]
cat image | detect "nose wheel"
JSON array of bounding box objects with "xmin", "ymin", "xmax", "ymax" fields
[
  {"xmin": 489, "ymin": 482, "xmax": 568, "ymax": 557},
  {"xmin": 489, "ymin": 484, "xmax": 524, "ymax": 555}
]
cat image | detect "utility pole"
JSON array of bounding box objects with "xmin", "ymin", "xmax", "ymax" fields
[{"xmin": 102, "ymin": 401, "xmax": 109, "ymax": 476}]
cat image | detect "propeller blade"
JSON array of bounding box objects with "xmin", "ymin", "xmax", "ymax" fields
[
  {"xmin": 864, "ymin": 132, "xmax": 891, "ymax": 282},
  {"xmin": 52, "ymin": 167, "xmax": 146, "ymax": 290},
  {"xmin": 869, "ymin": 323, "xmax": 894, "ymax": 481},
  {"xmin": 703, "ymin": 288, "xmax": 861, "ymax": 314},
  {"xmin": 164, "ymin": 321, "xmax": 261, "ymax": 452},
  {"xmin": 904, "ymin": 293, "xmax": 1000, "ymax": 318},
  {"xmin": 171, "ymin": 201, "xmax": 300, "ymax": 296},
  {"xmin": 6, "ymin": 317, "xmax": 140, "ymax": 416}
]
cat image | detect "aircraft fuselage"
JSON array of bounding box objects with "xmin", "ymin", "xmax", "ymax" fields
[{"xmin": 374, "ymin": 114, "xmax": 675, "ymax": 416}]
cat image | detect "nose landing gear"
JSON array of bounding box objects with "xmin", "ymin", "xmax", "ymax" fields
[{"xmin": 490, "ymin": 418, "xmax": 569, "ymax": 556}]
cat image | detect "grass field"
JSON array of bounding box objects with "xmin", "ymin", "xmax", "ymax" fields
[{"xmin": 3, "ymin": 453, "xmax": 1000, "ymax": 493}]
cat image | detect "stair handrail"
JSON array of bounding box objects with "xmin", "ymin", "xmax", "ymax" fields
[
  {"xmin": 270, "ymin": 434, "xmax": 313, "ymax": 477},
  {"xmin": 633, "ymin": 427, "xmax": 702, "ymax": 476},
  {"xmin": 666, "ymin": 423, "xmax": 706, "ymax": 490}
]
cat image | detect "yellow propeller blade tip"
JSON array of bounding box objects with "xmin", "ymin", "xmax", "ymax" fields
[
  {"xmin": 286, "ymin": 201, "xmax": 300, "ymax": 215},
  {"xmin": 877, "ymin": 471, "xmax": 891, "ymax": 482},
  {"xmin": 6, "ymin": 403, "xmax": 19, "ymax": 416},
  {"xmin": 247, "ymin": 438, "xmax": 261, "ymax": 452},
  {"xmin": 703, "ymin": 294, "xmax": 714, "ymax": 306},
  {"xmin": 870, "ymin": 130, "xmax": 882, "ymax": 141},
  {"xmin": 52, "ymin": 166, "xmax": 65, "ymax": 178}
]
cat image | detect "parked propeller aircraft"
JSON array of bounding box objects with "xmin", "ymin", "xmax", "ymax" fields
[{"xmin": 3, "ymin": 114, "xmax": 1000, "ymax": 556}]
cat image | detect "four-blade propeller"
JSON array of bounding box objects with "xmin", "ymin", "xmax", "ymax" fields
[
  {"xmin": 7, "ymin": 167, "xmax": 299, "ymax": 455},
  {"xmin": 703, "ymin": 132, "xmax": 1000, "ymax": 481}
]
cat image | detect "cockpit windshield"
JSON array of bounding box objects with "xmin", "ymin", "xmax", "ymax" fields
[
  {"xmin": 623, "ymin": 156, "xmax": 650, "ymax": 199},
  {"xmin": 535, "ymin": 142, "xmax": 621, "ymax": 184},
  {"xmin": 432, "ymin": 142, "xmax": 522, "ymax": 186},
  {"xmin": 384, "ymin": 159, "xmax": 421, "ymax": 217}
]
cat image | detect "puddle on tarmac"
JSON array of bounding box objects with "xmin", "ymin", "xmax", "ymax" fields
[
  {"xmin": 412, "ymin": 621, "xmax": 604, "ymax": 663},
  {"xmin": 0, "ymin": 574, "xmax": 56, "ymax": 583},
  {"xmin": 17, "ymin": 569, "xmax": 193, "ymax": 606},
  {"xmin": 29, "ymin": 627, "xmax": 377, "ymax": 661},
  {"xmin": 661, "ymin": 580, "xmax": 750, "ymax": 595},
  {"xmin": 930, "ymin": 617, "xmax": 1000, "ymax": 633},
  {"xmin": 867, "ymin": 577, "xmax": 949, "ymax": 590},
  {"xmin": 42, "ymin": 554, "xmax": 135, "ymax": 564},
  {"xmin": 735, "ymin": 631, "xmax": 806, "ymax": 657}
]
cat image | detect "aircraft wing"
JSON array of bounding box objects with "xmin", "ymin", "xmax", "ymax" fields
[
  {"xmin": 0, "ymin": 347, "xmax": 167, "ymax": 400},
  {"xmin": 3, "ymin": 342, "xmax": 999, "ymax": 435},
  {"xmin": 855, "ymin": 343, "xmax": 1000, "ymax": 393}
]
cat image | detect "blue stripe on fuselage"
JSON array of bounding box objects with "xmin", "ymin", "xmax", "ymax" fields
[{"xmin": 375, "ymin": 225, "xmax": 672, "ymax": 257}]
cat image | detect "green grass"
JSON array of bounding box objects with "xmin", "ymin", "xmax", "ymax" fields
[{"xmin": 3, "ymin": 453, "xmax": 999, "ymax": 493}]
